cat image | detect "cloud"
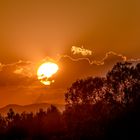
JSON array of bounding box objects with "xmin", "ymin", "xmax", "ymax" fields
[
  {"xmin": 58, "ymin": 47, "xmax": 140, "ymax": 66},
  {"xmin": 0, "ymin": 48, "xmax": 140, "ymax": 107},
  {"xmin": 57, "ymin": 51, "xmax": 126, "ymax": 65},
  {"xmin": 71, "ymin": 46, "xmax": 92, "ymax": 56},
  {"xmin": 0, "ymin": 60, "xmax": 36, "ymax": 87},
  {"xmin": 14, "ymin": 67, "xmax": 24, "ymax": 74},
  {"xmin": 0, "ymin": 49, "xmax": 139, "ymax": 88},
  {"xmin": 0, "ymin": 60, "xmax": 43, "ymax": 106}
]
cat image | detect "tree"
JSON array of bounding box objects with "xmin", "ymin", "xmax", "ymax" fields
[
  {"xmin": 65, "ymin": 77, "xmax": 106, "ymax": 106},
  {"xmin": 65, "ymin": 62, "xmax": 140, "ymax": 109},
  {"xmin": 6, "ymin": 108, "xmax": 15, "ymax": 122},
  {"xmin": 106, "ymin": 62, "xmax": 139, "ymax": 104}
]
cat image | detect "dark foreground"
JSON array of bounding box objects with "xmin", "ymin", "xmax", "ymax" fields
[{"xmin": 0, "ymin": 62, "xmax": 140, "ymax": 140}]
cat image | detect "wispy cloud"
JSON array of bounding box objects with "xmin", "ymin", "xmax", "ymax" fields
[{"xmin": 57, "ymin": 46, "xmax": 140, "ymax": 65}]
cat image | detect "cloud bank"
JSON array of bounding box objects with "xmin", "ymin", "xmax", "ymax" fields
[{"xmin": 0, "ymin": 47, "xmax": 140, "ymax": 107}]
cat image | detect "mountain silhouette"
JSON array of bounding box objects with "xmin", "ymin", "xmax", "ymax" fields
[{"xmin": 0, "ymin": 103, "xmax": 65, "ymax": 115}]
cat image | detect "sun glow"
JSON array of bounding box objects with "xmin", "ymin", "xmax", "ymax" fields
[{"xmin": 37, "ymin": 62, "xmax": 59, "ymax": 85}]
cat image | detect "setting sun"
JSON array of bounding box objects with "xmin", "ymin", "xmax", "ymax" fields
[{"xmin": 37, "ymin": 62, "xmax": 59, "ymax": 85}]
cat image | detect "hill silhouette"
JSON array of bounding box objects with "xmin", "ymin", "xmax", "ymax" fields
[{"xmin": 0, "ymin": 103, "xmax": 65, "ymax": 116}]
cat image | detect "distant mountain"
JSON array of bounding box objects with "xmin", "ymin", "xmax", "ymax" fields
[{"xmin": 0, "ymin": 103, "xmax": 65, "ymax": 116}]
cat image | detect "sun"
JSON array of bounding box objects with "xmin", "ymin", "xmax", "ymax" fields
[{"xmin": 37, "ymin": 62, "xmax": 59, "ymax": 85}]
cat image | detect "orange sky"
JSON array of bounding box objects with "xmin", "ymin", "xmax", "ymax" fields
[{"xmin": 0, "ymin": 0, "xmax": 140, "ymax": 107}]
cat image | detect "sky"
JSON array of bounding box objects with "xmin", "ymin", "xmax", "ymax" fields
[{"xmin": 0, "ymin": 0, "xmax": 140, "ymax": 107}]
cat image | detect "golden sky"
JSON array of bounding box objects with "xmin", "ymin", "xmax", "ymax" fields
[{"xmin": 0, "ymin": 0, "xmax": 140, "ymax": 107}]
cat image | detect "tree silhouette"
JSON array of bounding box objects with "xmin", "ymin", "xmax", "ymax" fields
[
  {"xmin": 64, "ymin": 62, "xmax": 140, "ymax": 139},
  {"xmin": 106, "ymin": 62, "xmax": 140, "ymax": 105},
  {"xmin": 6, "ymin": 108, "xmax": 15, "ymax": 122},
  {"xmin": 65, "ymin": 77, "xmax": 106, "ymax": 106}
]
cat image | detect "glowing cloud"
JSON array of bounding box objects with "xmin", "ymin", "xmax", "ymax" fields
[
  {"xmin": 57, "ymin": 47, "xmax": 140, "ymax": 66},
  {"xmin": 14, "ymin": 68, "xmax": 24, "ymax": 74},
  {"xmin": 57, "ymin": 51, "xmax": 127, "ymax": 65},
  {"xmin": 71, "ymin": 46, "xmax": 92, "ymax": 56}
]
